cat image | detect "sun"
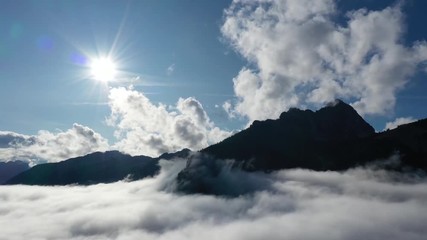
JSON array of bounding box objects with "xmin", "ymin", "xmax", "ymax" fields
[{"xmin": 89, "ymin": 57, "xmax": 117, "ymax": 82}]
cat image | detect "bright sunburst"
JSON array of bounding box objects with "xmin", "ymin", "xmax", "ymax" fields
[{"xmin": 89, "ymin": 57, "xmax": 117, "ymax": 82}]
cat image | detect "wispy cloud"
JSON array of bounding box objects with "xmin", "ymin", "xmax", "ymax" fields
[
  {"xmin": 109, "ymin": 75, "xmax": 177, "ymax": 87},
  {"xmin": 166, "ymin": 63, "xmax": 175, "ymax": 76},
  {"xmin": 68, "ymin": 102, "xmax": 109, "ymax": 106}
]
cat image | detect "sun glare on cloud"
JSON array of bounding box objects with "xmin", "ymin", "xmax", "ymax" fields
[{"xmin": 90, "ymin": 57, "xmax": 117, "ymax": 82}]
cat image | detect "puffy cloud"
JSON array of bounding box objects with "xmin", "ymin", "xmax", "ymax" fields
[
  {"xmin": 107, "ymin": 87, "xmax": 231, "ymax": 157},
  {"xmin": 0, "ymin": 123, "xmax": 109, "ymax": 165},
  {"xmin": 222, "ymin": 101, "xmax": 236, "ymax": 119},
  {"xmin": 0, "ymin": 159, "xmax": 426, "ymax": 240},
  {"xmin": 0, "ymin": 131, "xmax": 36, "ymax": 148},
  {"xmin": 0, "ymin": 88, "xmax": 231, "ymax": 163},
  {"xmin": 222, "ymin": 0, "xmax": 427, "ymax": 121},
  {"xmin": 384, "ymin": 117, "xmax": 417, "ymax": 131}
]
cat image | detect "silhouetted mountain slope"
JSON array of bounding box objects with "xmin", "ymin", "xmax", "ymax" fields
[
  {"xmin": 6, "ymin": 151, "xmax": 157, "ymax": 185},
  {"xmin": 374, "ymin": 119, "xmax": 427, "ymax": 170},
  {"xmin": 6, "ymin": 149, "xmax": 192, "ymax": 185},
  {"xmin": 177, "ymin": 101, "xmax": 427, "ymax": 194},
  {"xmin": 0, "ymin": 161, "xmax": 30, "ymax": 183}
]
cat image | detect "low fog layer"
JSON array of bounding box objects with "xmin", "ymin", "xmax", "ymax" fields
[{"xmin": 1, "ymin": 159, "xmax": 426, "ymax": 240}]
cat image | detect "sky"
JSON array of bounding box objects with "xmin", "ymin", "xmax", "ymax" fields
[{"xmin": 1, "ymin": 0, "xmax": 427, "ymax": 163}]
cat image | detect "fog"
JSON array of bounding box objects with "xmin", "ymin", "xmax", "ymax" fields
[{"xmin": 1, "ymin": 159, "xmax": 426, "ymax": 240}]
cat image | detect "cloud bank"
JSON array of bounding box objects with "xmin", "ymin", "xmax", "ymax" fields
[
  {"xmin": 0, "ymin": 124, "xmax": 108, "ymax": 165},
  {"xmin": 222, "ymin": 0, "xmax": 427, "ymax": 121},
  {"xmin": 107, "ymin": 87, "xmax": 231, "ymax": 157},
  {"xmin": 0, "ymin": 159, "xmax": 426, "ymax": 240}
]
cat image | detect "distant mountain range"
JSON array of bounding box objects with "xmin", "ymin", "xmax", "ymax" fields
[
  {"xmin": 0, "ymin": 161, "xmax": 29, "ymax": 184},
  {"xmin": 3, "ymin": 100, "xmax": 426, "ymax": 191},
  {"xmin": 5, "ymin": 149, "xmax": 190, "ymax": 185}
]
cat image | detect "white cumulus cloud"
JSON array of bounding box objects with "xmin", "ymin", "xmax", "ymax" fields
[
  {"xmin": 107, "ymin": 87, "xmax": 231, "ymax": 157},
  {"xmin": 0, "ymin": 88, "xmax": 231, "ymax": 163},
  {"xmin": 222, "ymin": 0, "xmax": 427, "ymax": 121},
  {"xmin": 0, "ymin": 124, "xmax": 109, "ymax": 165},
  {"xmin": 384, "ymin": 117, "xmax": 417, "ymax": 131}
]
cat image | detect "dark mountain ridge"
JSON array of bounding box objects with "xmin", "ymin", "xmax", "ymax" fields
[
  {"xmin": 5, "ymin": 100, "xmax": 426, "ymax": 190},
  {"xmin": 6, "ymin": 149, "xmax": 191, "ymax": 185},
  {"xmin": 176, "ymin": 101, "xmax": 427, "ymax": 194}
]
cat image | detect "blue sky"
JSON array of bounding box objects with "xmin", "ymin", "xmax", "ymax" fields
[
  {"xmin": 1, "ymin": 0, "xmax": 427, "ymax": 162},
  {"xmin": 0, "ymin": 0, "xmax": 244, "ymax": 137}
]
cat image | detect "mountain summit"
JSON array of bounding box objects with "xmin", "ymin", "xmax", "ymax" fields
[
  {"xmin": 177, "ymin": 100, "xmax": 427, "ymax": 194},
  {"xmin": 201, "ymin": 100, "xmax": 376, "ymax": 171}
]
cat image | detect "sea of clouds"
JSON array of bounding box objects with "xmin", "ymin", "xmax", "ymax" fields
[{"xmin": 1, "ymin": 158, "xmax": 426, "ymax": 240}]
